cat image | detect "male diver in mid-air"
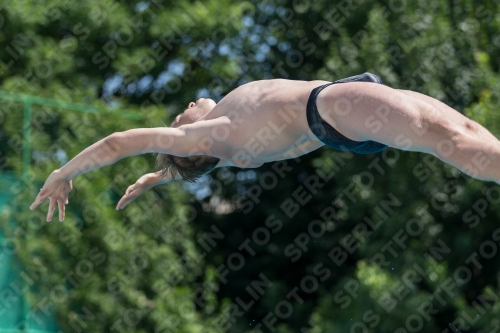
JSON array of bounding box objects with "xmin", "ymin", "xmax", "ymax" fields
[{"xmin": 30, "ymin": 73, "xmax": 500, "ymax": 222}]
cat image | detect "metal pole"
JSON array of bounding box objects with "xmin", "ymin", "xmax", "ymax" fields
[
  {"xmin": 22, "ymin": 101, "xmax": 31, "ymax": 180},
  {"xmin": 0, "ymin": 90, "xmax": 146, "ymax": 120},
  {"xmin": 0, "ymin": 90, "xmax": 146, "ymax": 180}
]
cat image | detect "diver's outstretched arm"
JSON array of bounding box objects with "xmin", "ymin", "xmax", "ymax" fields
[
  {"xmin": 115, "ymin": 170, "xmax": 172, "ymax": 211},
  {"xmin": 115, "ymin": 158, "xmax": 246, "ymax": 210},
  {"xmin": 58, "ymin": 127, "xmax": 190, "ymax": 181},
  {"xmin": 30, "ymin": 119, "xmax": 232, "ymax": 221},
  {"xmin": 29, "ymin": 127, "xmax": 187, "ymax": 222}
]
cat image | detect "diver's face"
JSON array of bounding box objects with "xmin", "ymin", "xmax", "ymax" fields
[{"xmin": 171, "ymin": 98, "xmax": 216, "ymax": 127}]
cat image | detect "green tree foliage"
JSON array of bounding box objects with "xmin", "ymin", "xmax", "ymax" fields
[{"xmin": 2, "ymin": 0, "xmax": 500, "ymax": 332}]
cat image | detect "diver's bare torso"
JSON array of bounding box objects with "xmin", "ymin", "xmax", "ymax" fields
[{"xmin": 194, "ymin": 79, "xmax": 333, "ymax": 168}]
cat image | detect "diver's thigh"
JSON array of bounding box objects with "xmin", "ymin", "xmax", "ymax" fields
[{"xmin": 316, "ymin": 82, "xmax": 453, "ymax": 153}]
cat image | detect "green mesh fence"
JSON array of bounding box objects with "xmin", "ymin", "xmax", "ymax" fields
[
  {"xmin": 0, "ymin": 91, "xmax": 145, "ymax": 330},
  {"xmin": 0, "ymin": 172, "xmax": 59, "ymax": 332}
]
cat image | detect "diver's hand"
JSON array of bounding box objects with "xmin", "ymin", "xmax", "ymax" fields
[
  {"xmin": 30, "ymin": 169, "xmax": 73, "ymax": 222},
  {"xmin": 116, "ymin": 172, "xmax": 170, "ymax": 210}
]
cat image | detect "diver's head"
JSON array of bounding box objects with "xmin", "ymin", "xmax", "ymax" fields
[
  {"xmin": 157, "ymin": 97, "xmax": 219, "ymax": 183},
  {"xmin": 171, "ymin": 98, "xmax": 217, "ymax": 127}
]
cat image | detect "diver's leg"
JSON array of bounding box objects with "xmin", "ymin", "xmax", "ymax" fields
[
  {"xmin": 397, "ymin": 89, "xmax": 500, "ymax": 143},
  {"xmin": 316, "ymin": 81, "xmax": 500, "ymax": 183}
]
